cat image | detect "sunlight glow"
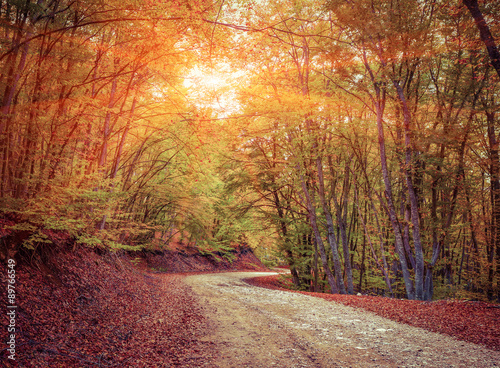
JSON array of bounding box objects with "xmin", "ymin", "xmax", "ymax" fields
[{"xmin": 183, "ymin": 65, "xmax": 246, "ymax": 118}]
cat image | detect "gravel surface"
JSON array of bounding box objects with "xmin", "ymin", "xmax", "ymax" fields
[{"xmin": 185, "ymin": 272, "xmax": 500, "ymax": 368}]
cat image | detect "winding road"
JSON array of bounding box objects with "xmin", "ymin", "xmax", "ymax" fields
[{"xmin": 185, "ymin": 272, "xmax": 500, "ymax": 368}]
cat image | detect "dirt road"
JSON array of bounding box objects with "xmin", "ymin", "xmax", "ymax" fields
[{"xmin": 185, "ymin": 272, "xmax": 500, "ymax": 368}]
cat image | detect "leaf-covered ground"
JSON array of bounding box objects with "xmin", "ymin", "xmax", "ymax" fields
[
  {"xmin": 245, "ymin": 275, "xmax": 500, "ymax": 352},
  {"xmin": 0, "ymin": 241, "xmax": 269, "ymax": 367},
  {"xmin": 0, "ymin": 248, "xmax": 218, "ymax": 367}
]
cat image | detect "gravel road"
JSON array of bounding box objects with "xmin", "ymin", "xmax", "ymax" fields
[{"xmin": 185, "ymin": 272, "xmax": 500, "ymax": 368}]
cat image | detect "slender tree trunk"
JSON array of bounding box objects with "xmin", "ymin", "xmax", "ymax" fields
[
  {"xmin": 359, "ymin": 229, "xmax": 366, "ymax": 292},
  {"xmin": 99, "ymin": 60, "xmax": 119, "ymax": 170},
  {"xmin": 353, "ymin": 150, "xmax": 394, "ymax": 296},
  {"xmin": 97, "ymin": 58, "xmax": 120, "ymax": 230},
  {"xmin": 331, "ymin": 159, "xmax": 354, "ymax": 294},
  {"xmin": 298, "ymin": 165, "xmax": 338, "ymax": 294},
  {"xmin": 313, "ymin": 237, "xmax": 319, "ymax": 292},
  {"xmin": 316, "ymin": 156, "xmax": 346, "ymax": 294},
  {"xmin": 272, "ymin": 190, "xmax": 300, "ymax": 287},
  {"xmin": 111, "ymin": 95, "xmax": 137, "ymax": 179},
  {"xmin": 0, "ymin": 21, "xmax": 29, "ymax": 197},
  {"xmin": 353, "ymin": 175, "xmax": 393, "ymax": 295},
  {"xmin": 458, "ymin": 237, "xmax": 467, "ymax": 285},
  {"xmin": 378, "ymin": 104, "xmax": 414, "ymax": 298},
  {"xmin": 393, "ymin": 81, "xmax": 425, "ymax": 300},
  {"xmin": 362, "ymin": 48, "xmax": 415, "ymax": 299},
  {"xmin": 486, "ymin": 111, "xmax": 500, "ymax": 301}
]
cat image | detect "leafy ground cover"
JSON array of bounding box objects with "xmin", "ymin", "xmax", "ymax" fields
[
  {"xmin": 245, "ymin": 275, "xmax": 500, "ymax": 351},
  {"xmin": 0, "ymin": 247, "xmax": 218, "ymax": 367},
  {"xmin": 0, "ymin": 242, "xmax": 267, "ymax": 367}
]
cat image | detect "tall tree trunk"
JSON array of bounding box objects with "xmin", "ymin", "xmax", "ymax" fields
[
  {"xmin": 298, "ymin": 165, "xmax": 338, "ymax": 294},
  {"xmin": 393, "ymin": 81, "xmax": 425, "ymax": 300},
  {"xmin": 362, "ymin": 48, "xmax": 415, "ymax": 299},
  {"xmin": 426, "ymin": 118, "xmax": 470, "ymax": 300},
  {"xmin": 111, "ymin": 94, "xmax": 137, "ymax": 180},
  {"xmin": 359, "ymin": 225, "xmax": 366, "ymax": 292},
  {"xmin": 486, "ymin": 111, "xmax": 500, "ymax": 301},
  {"xmin": 377, "ymin": 99, "xmax": 414, "ymax": 298},
  {"xmin": 330, "ymin": 158, "xmax": 354, "ymax": 294},
  {"xmin": 353, "ymin": 174, "xmax": 393, "ymax": 295},
  {"xmin": 0, "ymin": 19, "xmax": 29, "ymax": 197},
  {"xmin": 462, "ymin": 6, "xmax": 500, "ymax": 296},
  {"xmin": 98, "ymin": 59, "xmax": 119, "ymax": 170},
  {"xmin": 98, "ymin": 58, "xmax": 120, "ymax": 230},
  {"xmin": 313, "ymin": 237, "xmax": 319, "ymax": 292},
  {"xmin": 272, "ymin": 190, "xmax": 300, "ymax": 287},
  {"xmin": 316, "ymin": 156, "xmax": 346, "ymax": 294},
  {"xmin": 353, "ymin": 147, "xmax": 394, "ymax": 296}
]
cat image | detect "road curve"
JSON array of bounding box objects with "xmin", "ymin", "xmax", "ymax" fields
[{"xmin": 185, "ymin": 272, "xmax": 499, "ymax": 368}]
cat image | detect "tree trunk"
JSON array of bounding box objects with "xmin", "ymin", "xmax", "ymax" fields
[
  {"xmin": 353, "ymin": 174, "xmax": 393, "ymax": 295},
  {"xmin": 486, "ymin": 111, "xmax": 500, "ymax": 301},
  {"xmin": 362, "ymin": 48, "xmax": 415, "ymax": 299},
  {"xmin": 272, "ymin": 190, "xmax": 300, "ymax": 287},
  {"xmin": 111, "ymin": 95, "xmax": 137, "ymax": 179},
  {"xmin": 359, "ymin": 228, "xmax": 366, "ymax": 292},
  {"xmin": 316, "ymin": 156, "xmax": 346, "ymax": 294},
  {"xmin": 329, "ymin": 157, "xmax": 354, "ymax": 294},
  {"xmin": 98, "ymin": 60, "xmax": 119, "ymax": 170},
  {"xmin": 313, "ymin": 237, "xmax": 319, "ymax": 292},
  {"xmin": 0, "ymin": 24, "xmax": 30, "ymax": 197},
  {"xmin": 393, "ymin": 81, "xmax": 425, "ymax": 300},
  {"xmin": 298, "ymin": 165, "xmax": 338, "ymax": 294}
]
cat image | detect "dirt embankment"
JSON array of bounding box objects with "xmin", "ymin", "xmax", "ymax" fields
[{"xmin": 136, "ymin": 245, "xmax": 268, "ymax": 273}]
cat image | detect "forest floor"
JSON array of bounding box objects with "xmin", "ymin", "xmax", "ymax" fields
[{"xmin": 1, "ymin": 245, "xmax": 499, "ymax": 367}]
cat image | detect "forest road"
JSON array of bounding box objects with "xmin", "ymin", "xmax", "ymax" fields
[{"xmin": 184, "ymin": 272, "xmax": 500, "ymax": 368}]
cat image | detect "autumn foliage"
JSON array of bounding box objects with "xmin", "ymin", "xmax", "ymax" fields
[{"xmin": 3, "ymin": 0, "xmax": 500, "ymax": 366}]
